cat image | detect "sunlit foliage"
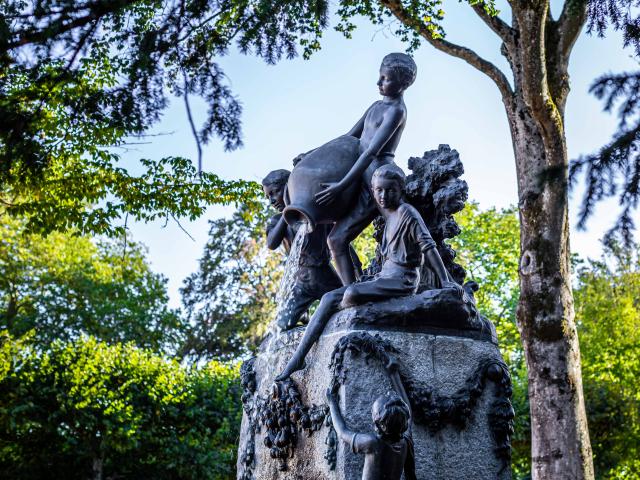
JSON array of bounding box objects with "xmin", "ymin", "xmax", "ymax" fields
[
  {"xmin": 0, "ymin": 215, "xmax": 185, "ymax": 352},
  {"xmin": 0, "ymin": 333, "xmax": 242, "ymax": 479}
]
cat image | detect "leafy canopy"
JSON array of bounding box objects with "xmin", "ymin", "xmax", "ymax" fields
[
  {"xmin": 574, "ymin": 240, "xmax": 640, "ymax": 478},
  {"xmin": 0, "ymin": 0, "xmax": 329, "ymax": 235},
  {"xmin": 0, "ymin": 333, "xmax": 242, "ymax": 480},
  {"xmin": 0, "ymin": 214, "xmax": 185, "ymax": 352}
]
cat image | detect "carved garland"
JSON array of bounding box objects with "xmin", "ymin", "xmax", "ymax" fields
[
  {"xmin": 239, "ymin": 359, "xmax": 328, "ymax": 475},
  {"xmin": 329, "ymin": 332, "xmax": 515, "ymax": 471}
]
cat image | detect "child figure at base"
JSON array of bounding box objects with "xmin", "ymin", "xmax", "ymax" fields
[
  {"xmin": 326, "ymin": 358, "xmax": 417, "ymax": 480},
  {"xmin": 275, "ymin": 164, "xmax": 460, "ymax": 381}
]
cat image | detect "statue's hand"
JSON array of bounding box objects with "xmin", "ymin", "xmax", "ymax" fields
[
  {"xmin": 315, "ymin": 182, "xmax": 343, "ymax": 206},
  {"xmin": 442, "ymin": 280, "xmax": 464, "ymax": 297}
]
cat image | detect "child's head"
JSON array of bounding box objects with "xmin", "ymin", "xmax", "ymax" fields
[
  {"xmin": 372, "ymin": 164, "xmax": 406, "ymax": 210},
  {"xmin": 372, "ymin": 393, "xmax": 410, "ymax": 442},
  {"xmin": 378, "ymin": 53, "xmax": 417, "ymax": 95},
  {"xmin": 262, "ymin": 169, "xmax": 290, "ymax": 212}
]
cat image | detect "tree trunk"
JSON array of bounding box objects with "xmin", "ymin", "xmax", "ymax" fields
[
  {"xmin": 506, "ymin": 93, "xmax": 594, "ymax": 479},
  {"xmin": 379, "ymin": 0, "xmax": 594, "ymax": 476},
  {"xmin": 92, "ymin": 454, "xmax": 103, "ymax": 480}
]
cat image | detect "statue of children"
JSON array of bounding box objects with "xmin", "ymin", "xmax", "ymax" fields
[
  {"xmin": 262, "ymin": 170, "xmax": 342, "ymax": 330},
  {"xmin": 325, "ymin": 357, "xmax": 417, "ymax": 480},
  {"xmin": 308, "ymin": 53, "xmax": 418, "ymax": 286},
  {"xmin": 275, "ymin": 164, "xmax": 460, "ymax": 380}
]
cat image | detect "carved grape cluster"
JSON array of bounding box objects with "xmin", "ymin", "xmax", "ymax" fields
[{"xmin": 258, "ymin": 379, "xmax": 327, "ymax": 471}]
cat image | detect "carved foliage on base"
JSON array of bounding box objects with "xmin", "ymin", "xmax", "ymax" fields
[
  {"xmin": 328, "ymin": 332, "xmax": 514, "ymax": 471},
  {"xmin": 323, "ymin": 416, "xmax": 338, "ymax": 470},
  {"xmin": 239, "ymin": 359, "xmax": 258, "ymax": 480},
  {"xmin": 239, "ymin": 359, "xmax": 328, "ymax": 474},
  {"xmin": 406, "ymin": 358, "xmax": 515, "ymax": 471},
  {"xmin": 258, "ymin": 379, "xmax": 327, "ymax": 470}
]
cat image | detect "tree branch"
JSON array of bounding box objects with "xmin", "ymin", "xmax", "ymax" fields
[
  {"xmin": 470, "ymin": 3, "xmax": 513, "ymax": 43},
  {"xmin": 555, "ymin": 0, "xmax": 589, "ymax": 60},
  {"xmin": 383, "ymin": 0, "xmax": 513, "ymax": 102}
]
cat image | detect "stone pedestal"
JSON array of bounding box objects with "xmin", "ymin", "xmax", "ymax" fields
[{"xmin": 237, "ymin": 292, "xmax": 512, "ymax": 480}]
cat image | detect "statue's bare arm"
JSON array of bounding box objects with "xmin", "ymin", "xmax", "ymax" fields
[
  {"xmin": 385, "ymin": 357, "xmax": 413, "ymax": 436},
  {"xmin": 326, "ymin": 389, "xmax": 377, "ymax": 453},
  {"xmin": 316, "ymin": 106, "xmax": 405, "ymax": 206},
  {"xmin": 266, "ymin": 216, "xmax": 288, "ymax": 250}
]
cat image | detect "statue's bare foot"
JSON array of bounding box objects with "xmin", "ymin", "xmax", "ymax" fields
[{"xmin": 274, "ymin": 359, "xmax": 306, "ymax": 382}]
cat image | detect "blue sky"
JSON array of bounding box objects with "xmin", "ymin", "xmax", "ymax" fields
[{"xmin": 121, "ymin": 3, "xmax": 638, "ymax": 308}]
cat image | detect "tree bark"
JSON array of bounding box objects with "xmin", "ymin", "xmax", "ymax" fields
[
  {"xmin": 506, "ymin": 3, "xmax": 594, "ymax": 477},
  {"xmin": 92, "ymin": 455, "xmax": 103, "ymax": 480},
  {"xmin": 381, "ymin": 0, "xmax": 595, "ymax": 477},
  {"xmin": 506, "ymin": 95, "xmax": 594, "ymax": 479}
]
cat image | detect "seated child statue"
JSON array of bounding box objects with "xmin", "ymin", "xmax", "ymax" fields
[
  {"xmin": 262, "ymin": 170, "xmax": 342, "ymax": 330},
  {"xmin": 275, "ymin": 164, "xmax": 460, "ymax": 380},
  {"xmin": 325, "ymin": 357, "xmax": 417, "ymax": 480}
]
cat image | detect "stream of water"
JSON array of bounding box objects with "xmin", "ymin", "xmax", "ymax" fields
[{"xmin": 274, "ymin": 221, "xmax": 310, "ymax": 326}]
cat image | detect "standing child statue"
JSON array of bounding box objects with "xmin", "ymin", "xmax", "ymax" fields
[
  {"xmin": 295, "ymin": 53, "xmax": 418, "ymax": 286},
  {"xmin": 325, "ymin": 357, "xmax": 417, "ymax": 480},
  {"xmin": 262, "ymin": 170, "xmax": 343, "ymax": 330},
  {"xmin": 275, "ymin": 164, "xmax": 460, "ymax": 381}
]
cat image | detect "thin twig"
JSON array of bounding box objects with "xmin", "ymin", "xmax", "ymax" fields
[
  {"xmin": 122, "ymin": 212, "xmax": 129, "ymax": 263},
  {"xmin": 182, "ymin": 70, "xmax": 203, "ymax": 175},
  {"xmin": 171, "ymin": 213, "xmax": 195, "ymax": 241}
]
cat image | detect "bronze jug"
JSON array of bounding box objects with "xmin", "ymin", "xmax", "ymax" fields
[{"xmin": 283, "ymin": 135, "xmax": 360, "ymax": 230}]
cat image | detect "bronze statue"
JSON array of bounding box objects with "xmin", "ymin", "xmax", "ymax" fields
[
  {"xmin": 275, "ymin": 164, "xmax": 460, "ymax": 381},
  {"xmin": 285, "ymin": 53, "xmax": 418, "ymax": 285},
  {"xmin": 325, "ymin": 357, "xmax": 417, "ymax": 480},
  {"xmin": 262, "ymin": 170, "xmax": 342, "ymax": 330}
]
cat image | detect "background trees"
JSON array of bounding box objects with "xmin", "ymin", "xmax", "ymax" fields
[
  {"xmin": 179, "ymin": 203, "xmax": 282, "ymax": 360},
  {"xmin": 0, "ymin": 334, "xmax": 242, "ymax": 480},
  {"xmin": 0, "ymin": 215, "xmax": 185, "ymax": 352},
  {"xmin": 1, "ymin": 196, "xmax": 638, "ymax": 478},
  {"xmin": 574, "ymin": 242, "xmax": 640, "ymax": 478},
  {"xmin": 0, "ymin": 0, "xmax": 333, "ymax": 236}
]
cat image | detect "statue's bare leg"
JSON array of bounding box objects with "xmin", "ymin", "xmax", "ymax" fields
[
  {"xmin": 328, "ymin": 207, "xmax": 377, "ymax": 286},
  {"xmin": 275, "ymin": 287, "xmax": 346, "ymax": 381}
]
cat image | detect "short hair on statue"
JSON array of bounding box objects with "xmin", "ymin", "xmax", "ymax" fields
[
  {"xmin": 261, "ymin": 169, "xmax": 290, "ymax": 189},
  {"xmin": 381, "ymin": 53, "xmax": 418, "ymax": 89},
  {"xmin": 372, "ymin": 163, "xmax": 406, "ymax": 191},
  {"xmin": 372, "ymin": 393, "xmax": 410, "ymax": 442}
]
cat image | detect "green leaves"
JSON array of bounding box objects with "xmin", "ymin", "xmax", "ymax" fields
[
  {"xmin": 574, "ymin": 241, "xmax": 640, "ymax": 477},
  {"xmin": 0, "ymin": 215, "xmax": 185, "ymax": 352},
  {"xmin": 4, "ymin": 155, "xmax": 261, "ymax": 237},
  {"xmin": 0, "ymin": 333, "xmax": 242, "ymax": 479},
  {"xmin": 1, "ymin": 0, "xmax": 326, "ymax": 236},
  {"xmin": 335, "ymin": 0, "xmax": 497, "ymax": 52},
  {"xmin": 180, "ymin": 200, "xmax": 283, "ymax": 360},
  {"xmin": 451, "ymin": 203, "xmax": 520, "ymax": 362}
]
